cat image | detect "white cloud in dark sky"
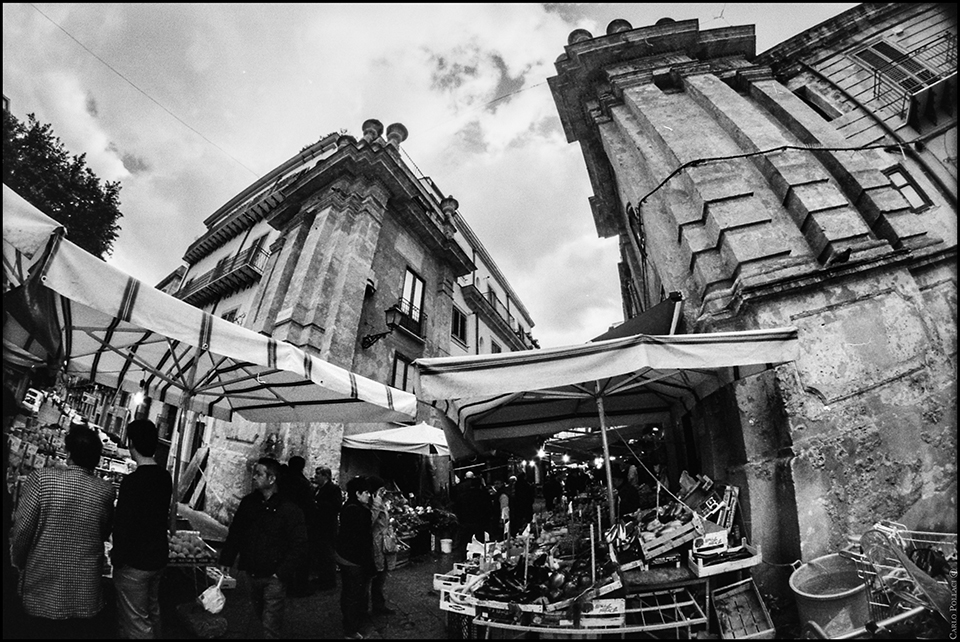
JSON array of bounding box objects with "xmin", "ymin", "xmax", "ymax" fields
[{"xmin": 2, "ymin": 3, "xmax": 858, "ymax": 348}]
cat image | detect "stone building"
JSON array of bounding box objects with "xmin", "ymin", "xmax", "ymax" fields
[
  {"xmin": 156, "ymin": 120, "xmax": 536, "ymax": 523},
  {"xmin": 549, "ymin": 0, "xmax": 956, "ymax": 599}
]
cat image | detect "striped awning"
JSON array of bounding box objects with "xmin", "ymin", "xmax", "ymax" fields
[
  {"xmin": 415, "ymin": 327, "xmax": 800, "ymax": 456},
  {"xmin": 342, "ymin": 422, "xmax": 450, "ymax": 456},
  {"xmin": 3, "ymin": 183, "xmax": 417, "ymax": 424}
]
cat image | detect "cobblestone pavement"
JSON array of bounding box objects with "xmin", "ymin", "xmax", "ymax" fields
[{"xmin": 161, "ymin": 552, "xmax": 455, "ymax": 639}]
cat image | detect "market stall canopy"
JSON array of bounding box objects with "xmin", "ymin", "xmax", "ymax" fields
[
  {"xmin": 3, "ymin": 185, "xmax": 66, "ymax": 371},
  {"xmin": 2, "ymin": 184, "xmax": 65, "ymax": 290},
  {"xmin": 342, "ymin": 422, "xmax": 450, "ymax": 456},
  {"xmin": 416, "ymin": 328, "xmax": 799, "ymax": 444},
  {"xmin": 2, "ymin": 184, "xmax": 418, "ymax": 425},
  {"xmin": 416, "ymin": 328, "xmax": 800, "ymax": 522},
  {"xmin": 590, "ymin": 292, "xmax": 682, "ymax": 341}
]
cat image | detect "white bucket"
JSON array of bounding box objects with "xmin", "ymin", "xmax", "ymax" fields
[{"xmin": 440, "ymin": 538, "xmax": 453, "ymax": 554}]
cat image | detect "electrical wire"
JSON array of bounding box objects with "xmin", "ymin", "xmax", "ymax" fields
[
  {"xmin": 634, "ymin": 138, "xmax": 927, "ymax": 208},
  {"xmin": 28, "ymin": 3, "xmax": 261, "ymax": 179}
]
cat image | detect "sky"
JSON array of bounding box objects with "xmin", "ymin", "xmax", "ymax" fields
[{"xmin": 3, "ymin": 3, "xmax": 858, "ymax": 349}]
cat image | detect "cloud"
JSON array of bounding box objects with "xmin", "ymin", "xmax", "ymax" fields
[{"xmin": 2, "ymin": 3, "xmax": 861, "ymax": 351}]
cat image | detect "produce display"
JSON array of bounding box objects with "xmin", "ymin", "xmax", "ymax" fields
[
  {"xmin": 438, "ymin": 473, "xmax": 761, "ymax": 636},
  {"xmin": 168, "ymin": 530, "xmax": 217, "ymax": 565}
]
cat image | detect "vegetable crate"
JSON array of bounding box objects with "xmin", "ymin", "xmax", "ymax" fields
[
  {"xmin": 687, "ymin": 542, "xmax": 762, "ymax": 578},
  {"xmin": 641, "ymin": 520, "xmax": 700, "ymax": 560},
  {"xmin": 712, "ymin": 578, "xmax": 775, "ymax": 639}
]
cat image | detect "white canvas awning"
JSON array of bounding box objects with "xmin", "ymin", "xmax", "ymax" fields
[
  {"xmin": 3, "ymin": 183, "xmax": 418, "ymax": 425},
  {"xmin": 342, "ymin": 422, "xmax": 450, "ymax": 456},
  {"xmin": 416, "ymin": 327, "xmax": 800, "ymax": 441},
  {"xmin": 415, "ymin": 327, "xmax": 800, "ymax": 522}
]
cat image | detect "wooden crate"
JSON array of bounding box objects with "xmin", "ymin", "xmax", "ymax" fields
[
  {"xmin": 712, "ymin": 578, "xmax": 775, "ymax": 639},
  {"xmin": 687, "ymin": 543, "xmax": 762, "ymax": 578},
  {"xmin": 439, "ymin": 589, "xmax": 477, "ymax": 616},
  {"xmin": 434, "ymin": 572, "xmax": 464, "ymax": 591},
  {"xmin": 640, "ymin": 521, "xmax": 700, "ymax": 560},
  {"xmin": 544, "ymin": 574, "xmax": 623, "ymax": 612}
]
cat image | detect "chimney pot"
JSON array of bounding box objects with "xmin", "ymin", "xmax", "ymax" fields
[
  {"xmin": 385, "ymin": 122, "xmax": 408, "ymax": 148},
  {"xmin": 361, "ymin": 119, "xmax": 384, "ymax": 143},
  {"xmin": 606, "ymin": 19, "xmax": 633, "ymax": 35},
  {"xmin": 439, "ymin": 196, "xmax": 459, "ymax": 216},
  {"xmin": 336, "ymin": 133, "xmax": 357, "ymax": 149},
  {"xmin": 567, "ymin": 28, "xmax": 593, "ymax": 45}
]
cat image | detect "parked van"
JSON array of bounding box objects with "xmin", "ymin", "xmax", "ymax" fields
[{"xmin": 22, "ymin": 388, "xmax": 43, "ymax": 414}]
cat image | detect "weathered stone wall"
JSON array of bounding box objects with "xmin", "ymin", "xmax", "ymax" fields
[{"xmin": 549, "ymin": 12, "xmax": 957, "ymax": 604}]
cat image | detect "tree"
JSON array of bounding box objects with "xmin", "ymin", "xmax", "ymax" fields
[{"xmin": 3, "ymin": 110, "xmax": 123, "ymax": 259}]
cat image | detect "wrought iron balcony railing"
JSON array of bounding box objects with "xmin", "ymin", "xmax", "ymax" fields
[
  {"xmin": 394, "ymin": 297, "xmax": 427, "ymax": 339},
  {"xmin": 177, "ymin": 245, "xmax": 270, "ymax": 307}
]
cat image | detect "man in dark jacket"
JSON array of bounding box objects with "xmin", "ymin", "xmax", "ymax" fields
[
  {"xmin": 452, "ymin": 472, "xmax": 491, "ymax": 561},
  {"xmin": 112, "ymin": 419, "xmax": 172, "ymax": 639},
  {"xmin": 510, "ymin": 474, "xmax": 535, "ymax": 535},
  {"xmin": 613, "ymin": 469, "xmax": 641, "ymax": 519},
  {"xmin": 282, "ymin": 456, "xmax": 318, "ymax": 597},
  {"xmin": 335, "ymin": 476, "xmax": 373, "ymax": 640},
  {"xmin": 313, "ymin": 465, "xmax": 342, "ymax": 591},
  {"xmin": 219, "ymin": 457, "xmax": 308, "ymax": 639}
]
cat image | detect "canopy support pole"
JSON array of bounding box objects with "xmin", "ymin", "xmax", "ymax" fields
[
  {"xmin": 169, "ymin": 398, "xmax": 191, "ymax": 533},
  {"xmin": 595, "ymin": 382, "xmax": 617, "ymax": 526}
]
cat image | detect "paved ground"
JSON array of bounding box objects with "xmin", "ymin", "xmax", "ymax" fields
[{"xmin": 160, "ymin": 551, "xmax": 455, "ymax": 639}]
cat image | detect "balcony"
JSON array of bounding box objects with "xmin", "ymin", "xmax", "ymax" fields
[
  {"xmin": 460, "ymin": 283, "xmax": 534, "ymax": 351},
  {"xmin": 177, "ymin": 245, "xmax": 270, "ymax": 307},
  {"xmin": 866, "ymin": 31, "xmax": 957, "ymax": 130},
  {"xmin": 393, "ymin": 298, "xmax": 427, "ymax": 341}
]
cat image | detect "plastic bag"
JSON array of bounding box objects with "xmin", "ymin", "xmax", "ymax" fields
[{"xmin": 198, "ymin": 573, "xmax": 226, "ymax": 614}]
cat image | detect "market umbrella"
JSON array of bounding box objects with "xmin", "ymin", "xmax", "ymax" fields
[
  {"xmin": 342, "ymin": 422, "xmax": 450, "ymax": 456},
  {"xmin": 415, "ymin": 328, "xmax": 800, "ymax": 524},
  {"xmin": 3, "ymin": 185, "xmax": 67, "ymax": 371},
  {"xmin": 3, "ymin": 184, "xmax": 418, "ymax": 526}
]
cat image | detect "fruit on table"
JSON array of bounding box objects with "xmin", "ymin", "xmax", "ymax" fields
[{"xmin": 167, "ymin": 532, "xmax": 212, "ymax": 559}]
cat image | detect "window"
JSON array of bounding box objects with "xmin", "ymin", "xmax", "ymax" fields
[
  {"xmin": 854, "ymin": 41, "xmax": 939, "ymax": 93},
  {"xmin": 221, "ymin": 308, "xmax": 239, "ymax": 323},
  {"xmin": 491, "ymin": 341, "xmax": 502, "ymax": 354},
  {"xmin": 451, "ymin": 306, "xmax": 468, "ymax": 346},
  {"xmin": 884, "ymin": 166, "xmax": 932, "ymax": 212},
  {"xmin": 400, "ymin": 269, "xmax": 424, "ymax": 322},
  {"xmin": 391, "ymin": 353, "xmax": 414, "ymax": 392},
  {"xmin": 794, "ymin": 86, "xmax": 843, "ymax": 121}
]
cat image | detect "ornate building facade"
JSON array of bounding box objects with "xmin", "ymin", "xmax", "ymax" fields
[
  {"xmin": 549, "ymin": 1, "xmax": 956, "ymax": 597},
  {"xmin": 158, "ymin": 120, "xmax": 537, "ymax": 523}
]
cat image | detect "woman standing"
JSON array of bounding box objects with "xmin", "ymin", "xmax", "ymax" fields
[
  {"xmin": 335, "ymin": 477, "xmax": 373, "ymax": 640},
  {"xmin": 367, "ymin": 477, "xmax": 396, "ymax": 616}
]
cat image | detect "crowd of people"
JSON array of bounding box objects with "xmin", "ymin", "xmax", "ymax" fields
[
  {"xmin": 3, "ymin": 384, "xmax": 402, "ymax": 640},
  {"xmin": 6, "ymin": 411, "xmax": 172, "ymax": 640},
  {"xmin": 4, "ymin": 382, "xmax": 670, "ymax": 640},
  {"xmin": 447, "ymin": 457, "xmax": 667, "ymax": 561}
]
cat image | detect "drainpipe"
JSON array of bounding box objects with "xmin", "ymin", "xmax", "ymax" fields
[{"xmin": 798, "ymin": 62, "xmax": 956, "ymax": 209}]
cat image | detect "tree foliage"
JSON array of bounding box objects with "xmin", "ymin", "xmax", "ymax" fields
[{"xmin": 3, "ymin": 110, "xmax": 123, "ymax": 259}]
